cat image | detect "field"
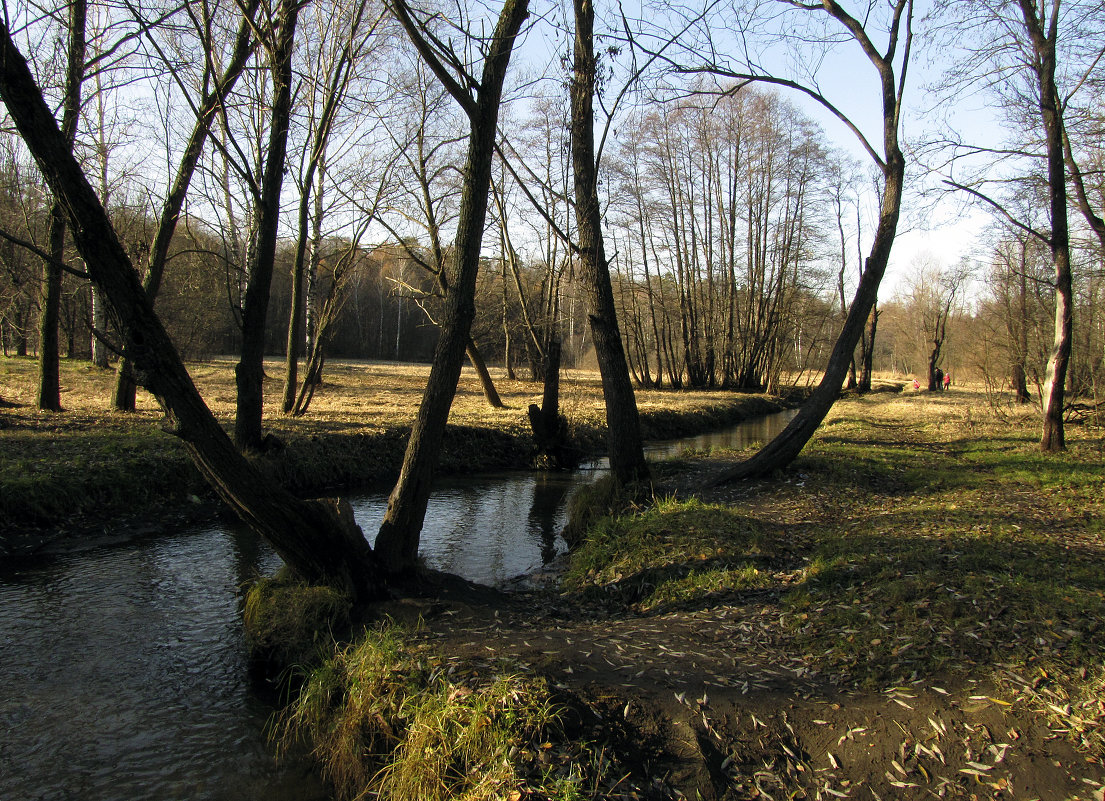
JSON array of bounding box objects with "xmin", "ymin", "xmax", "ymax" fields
[
  {"xmin": 6, "ymin": 355, "xmax": 1105, "ymax": 798},
  {"xmin": 0, "ymin": 355, "xmax": 792, "ymax": 552}
]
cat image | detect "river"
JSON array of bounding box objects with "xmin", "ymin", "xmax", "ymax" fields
[{"xmin": 0, "ymin": 409, "xmax": 796, "ymax": 800}]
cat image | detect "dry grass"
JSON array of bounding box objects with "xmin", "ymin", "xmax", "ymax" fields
[
  {"xmin": 0, "ymin": 354, "xmax": 789, "ymax": 435},
  {"xmin": 0, "ymin": 355, "xmax": 798, "ymax": 542}
]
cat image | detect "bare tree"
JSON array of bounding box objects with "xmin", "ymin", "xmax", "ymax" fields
[
  {"xmin": 375, "ymin": 61, "xmax": 505, "ymax": 408},
  {"xmin": 928, "ymin": 0, "xmax": 1105, "ymax": 450},
  {"xmin": 35, "ymin": 0, "xmax": 87, "ymax": 411},
  {"xmin": 639, "ymin": 0, "xmax": 915, "ymax": 481},
  {"xmin": 233, "ymin": 0, "xmax": 301, "ymax": 451},
  {"xmin": 903, "ymin": 254, "xmax": 970, "ymax": 390},
  {"xmin": 113, "ymin": 0, "xmax": 261, "ymax": 411},
  {"xmin": 0, "ymin": 15, "xmax": 386, "ymax": 600},
  {"xmin": 281, "ymin": 0, "xmax": 385, "ymax": 414},
  {"xmin": 570, "ymin": 0, "xmax": 648, "ymax": 486},
  {"xmin": 372, "ymin": 0, "xmax": 530, "ymax": 575}
]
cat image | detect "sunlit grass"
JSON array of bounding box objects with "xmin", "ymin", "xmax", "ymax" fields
[
  {"xmin": 565, "ymin": 387, "xmax": 1105, "ymax": 741},
  {"xmin": 280, "ymin": 623, "xmax": 604, "ymax": 801},
  {"xmin": 0, "ymin": 355, "xmax": 796, "ymax": 536}
]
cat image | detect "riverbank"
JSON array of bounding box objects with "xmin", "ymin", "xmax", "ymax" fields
[
  {"xmin": 276, "ymin": 387, "xmax": 1105, "ymax": 800},
  {"xmin": 0, "ymin": 356, "xmax": 803, "ymax": 558}
]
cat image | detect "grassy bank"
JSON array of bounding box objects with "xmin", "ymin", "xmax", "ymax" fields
[
  {"xmin": 261, "ymin": 387, "xmax": 1105, "ymax": 800},
  {"xmin": 564, "ymin": 388, "xmax": 1105, "ymax": 752},
  {"xmin": 0, "ymin": 356, "xmax": 796, "ymax": 553}
]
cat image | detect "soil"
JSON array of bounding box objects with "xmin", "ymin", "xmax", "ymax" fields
[{"xmin": 379, "ymin": 464, "xmax": 1105, "ymax": 801}]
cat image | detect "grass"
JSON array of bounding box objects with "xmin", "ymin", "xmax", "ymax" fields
[
  {"xmin": 280, "ymin": 623, "xmax": 608, "ymax": 801},
  {"xmin": 242, "ymin": 570, "xmax": 354, "ymax": 670},
  {"xmin": 563, "ymin": 496, "xmax": 777, "ymax": 612},
  {"xmin": 0, "ymin": 355, "xmax": 796, "ymax": 541},
  {"xmin": 564, "ymin": 387, "xmax": 1105, "ymax": 749}
]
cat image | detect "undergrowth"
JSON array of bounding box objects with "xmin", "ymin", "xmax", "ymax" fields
[{"xmin": 280, "ymin": 624, "xmax": 606, "ymax": 801}]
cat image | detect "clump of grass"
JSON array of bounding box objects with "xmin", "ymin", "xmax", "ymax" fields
[
  {"xmin": 638, "ymin": 563, "xmax": 769, "ymax": 612},
  {"xmin": 242, "ymin": 572, "xmax": 352, "ymax": 669},
  {"xmin": 564, "ymin": 496, "xmax": 775, "ymax": 612},
  {"xmin": 281, "ymin": 625, "xmax": 593, "ymax": 801}
]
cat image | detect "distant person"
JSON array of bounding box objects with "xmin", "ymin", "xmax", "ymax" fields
[
  {"xmin": 934, "ymin": 367, "xmax": 944, "ymax": 391},
  {"xmin": 943, "ymin": 371, "xmax": 951, "ymax": 390},
  {"xmin": 913, "ymin": 378, "xmax": 920, "ymax": 391}
]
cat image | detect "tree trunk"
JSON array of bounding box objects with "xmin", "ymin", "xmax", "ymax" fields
[
  {"xmin": 1018, "ymin": 1, "xmax": 1071, "ymax": 452},
  {"xmin": 37, "ymin": 220, "xmax": 63, "ymax": 411},
  {"xmin": 373, "ymin": 0, "xmax": 530, "ymax": 575},
  {"xmin": 528, "ymin": 336, "xmax": 572, "ymax": 467},
  {"xmin": 715, "ymin": 152, "xmax": 904, "ymax": 483},
  {"xmin": 466, "ymin": 337, "xmax": 505, "ymax": 408},
  {"xmin": 0, "ymin": 21, "xmax": 386, "ymax": 602},
  {"xmin": 858, "ymin": 306, "xmax": 878, "ymax": 392},
  {"xmin": 235, "ymin": 0, "xmax": 298, "ymax": 451},
  {"xmin": 90, "ymin": 283, "xmax": 109, "ymax": 368},
  {"xmin": 569, "ymin": 0, "xmax": 648, "ymax": 487},
  {"xmin": 38, "ymin": 0, "xmax": 85, "ymax": 411}
]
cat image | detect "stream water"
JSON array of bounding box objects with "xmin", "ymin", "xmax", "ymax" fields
[{"xmin": 0, "ymin": 408, "xmax": 796, "ymax": 800}]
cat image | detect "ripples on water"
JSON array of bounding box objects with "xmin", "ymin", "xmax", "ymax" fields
[
  {"xmin": 0, "ymin": 527, "xmax": 328, "ymax": 801},
  {"xmin": 0, "ymin": 410, "xmax": 796, "ymax": 799}
]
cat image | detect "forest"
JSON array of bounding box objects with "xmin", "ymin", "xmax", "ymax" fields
[{"xmin": 1, "ymin": 0, "xmax": 1105, "ymax": 798}]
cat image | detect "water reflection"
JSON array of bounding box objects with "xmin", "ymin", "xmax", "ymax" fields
[
  {"xmin": 0, "ymin": 408, "xmax": 796, "ymax": 800},
  {"xmin": 352, "ymin": 468, "xmax": 583, "ymax": 586},
  {"xmin": 352, "ymin": 409, "xmax": 798, "ymax": 585}
]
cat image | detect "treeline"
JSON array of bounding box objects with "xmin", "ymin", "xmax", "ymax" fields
[{"xmin": 0, "ymin": 36, "xmax": 861, "ymax": 390}]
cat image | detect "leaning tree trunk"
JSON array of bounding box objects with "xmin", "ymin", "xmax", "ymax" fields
[
  {"xmin": 466, "ymin": 337, "xmax": 504, "ymax": 408},
  {"xmin": 0, "ymin": 21, "xmax": 386, "ymax": 602},
  {"xmin": 569, "ymin": 0, "xmax": 648, "ymax": 487},
  {"xmin": 714, "ymin": 152, "xmax": 904, "ymax": 484},
  {"xmin": 372, "ymin": 0, "xmax": 530, "ymax": 575},
  {"xmin": 711, "ymin": 1, "xmax": 911, "ymax": 484}
]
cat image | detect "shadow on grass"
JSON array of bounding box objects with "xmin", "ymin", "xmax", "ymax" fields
[{"xmin": 563, "ymin": 494, "xmax": 1105, "ymax": 688}]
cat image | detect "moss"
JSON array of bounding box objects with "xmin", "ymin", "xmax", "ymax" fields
[{"xmin": 242, "ymin": 572, "xmax": 353, "ymax": 671}]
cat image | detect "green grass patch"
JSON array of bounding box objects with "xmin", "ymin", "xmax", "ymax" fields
[
  {"xmin": 280, "ymin": 624, "xmax": 607, "ymax": 801},
  {"xmin": 564, "ymin": 497, "xmax": 776, "ymax": 612},
  {"xmin": 563, "ymin": 391, "xmax": 1105, "ymax": 701}
]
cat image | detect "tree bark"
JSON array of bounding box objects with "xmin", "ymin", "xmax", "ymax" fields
[
  {"xmin": 466, "ymin": 337, "xmax": 505, "ymax": 408},
  {"xmin": 570, "ymin": 0, "xmax": 648, "ymax": 487},
  {"xmin": 373, "ymin": 0, "xmax": 529, "ymax": 575},
  {"xmin": 90, "ymin": 284, "xmax": 109, "ymax": 368},
  {"xmin": 858, "ymin": 306, "xmax": 878, "ymax": 392},
  {"xmin": 1017, "ymin": 0, "xmax": 1071, "ymax": 452},
  {"xmin": 0, "ymin": 19, "xmax": 385, "ymax": 602},
  {"xmin": 38, "ymin": 0, "xmax": 86, "ymax": 411},
  {"xmin": 235, "ymin": 0, "xmax": 299, "ymax": 450},
  {"xmin": 37, "ymin": 213, "xmax": 63, "ymax": 411}
]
